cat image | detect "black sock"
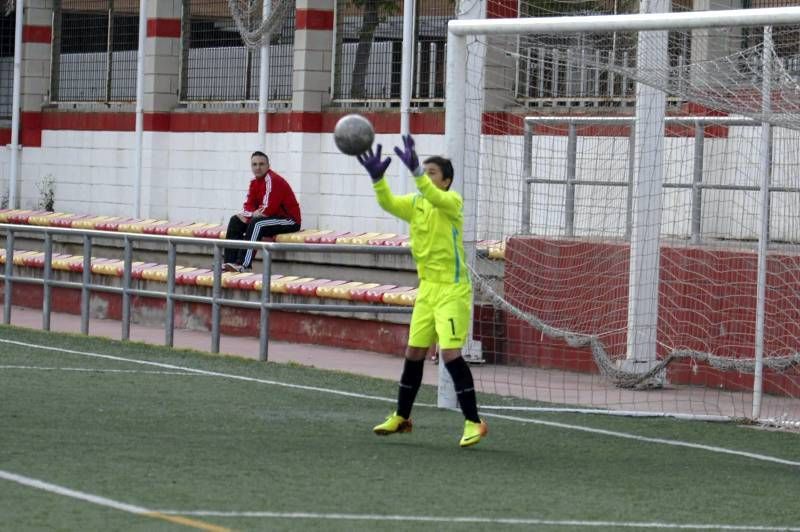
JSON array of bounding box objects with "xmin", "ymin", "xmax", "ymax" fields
[
  {"xmin": 397, "ymin": 358, "xmax": 424, "ymax": 419},
  {"xmin": 445, "ymin": 357, "xmax": 480, "ymax": 423}
]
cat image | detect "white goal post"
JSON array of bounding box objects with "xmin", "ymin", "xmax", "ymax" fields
[
  {"xmin": 444, "ymin": 6, "xmax": 800, "ymax": 426},
  {"xmin": 446, "ymin": 6, "xmax": 800, "ymax": 183}
]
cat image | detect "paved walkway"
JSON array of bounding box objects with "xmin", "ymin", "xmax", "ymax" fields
[{"xmin": 4, "ymin": 306, "xmax": 429, "ymax": 384}]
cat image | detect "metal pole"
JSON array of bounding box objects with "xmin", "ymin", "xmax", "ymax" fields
[
  {"xmin": 624, "ymin": 0, "xmax": 668, "ymax": 380},
  {"xmin": 165, "ymin": 241, "xmax": 176, "ymax": 347},
  {"xmin": 752, "ymin": 26, "xmax": 773, "ymax": 420},
  {"xmin": 42, "ymin": 232, "xmax": 53, "ymax": 330},
  {"xmin": 258, "ymin": 247, "xmax": 271, "ymax": 361},
  {"xmin": 8, "ymin": 0, "xmax": 23, "ymax": 209},
  {"xmin": 691, "ymin": 121, "xmax": 705, "ymax": 244},
  {"xmin": 257, "ymin": 0, "xmax": 271, "ymax": 151},
  {"xmin": 3, "ymin": 231, "xmax": 14, "ymax": 323},
  {"xmin": 565, "ymin": 48, "xmax": 573, "ymax": 99},
  {"xmin": 105, "ymin": 0, "xmax": 115, "ymax": 102},
  {"xmin": 133, "ymin": 0, "xmax": 147, "ymax": 218},
  {"xmin": 521, "ymin": 120, "xmax": 533, "ymax": 234},
  {"xmin": 552, "ymin": 49, "xmax": 560, "ymax": 100},
  {"xmin": 121, "ymin": 236, "xmax": 132, "ymax": 340},
  {"xmin": 625, "ymin": 124, "xmax": 635, "ymax": 240},
  {"xmin": 178, "ymin": 0, "xmax": 189, "ymax": 100},
  {"xmin": 244, "ymin": 47, "xmax": 253, "ymax": 101},
  {"xmin": 211, "ymin": 245, "xmax": 221, "ymax": 353},
  {"xmin": 398, "ymin": 0, "xmax": 415, "ymax": 194},
  {"xmin": 441, "ymin": 28, "xmax": 466, "ymax": 409},
  {"xmin": 445, "ymin": 31, "xmax": 466, "ymax": 194},
  {"xmin": 50, "ymin": 0, "xmax": 62, "ymax": 102},
  {"xmin": 80, "ymin": 235, "xmax": 92, "ymax": 335},
  {"xmin": 565, "ymin": 122, "xmax": 577, "ymax": 237},
  {"xmin": 540, "ymin": 47, "xmax": 546, "ymax": 98}
]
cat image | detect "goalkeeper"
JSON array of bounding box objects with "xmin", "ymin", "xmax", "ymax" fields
[{"xmin": 356, "ymin": 135, "xmax": 488, "ymax": 448}]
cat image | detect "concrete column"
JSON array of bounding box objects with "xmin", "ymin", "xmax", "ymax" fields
[
  {"xmin": 20, "ymin": 0, "xmax": 51, "ymax": 116},
  {"xmin": 142, "ymin": 0, "xmax": 182, "ymax": 218},
  {"xmin": 691, "ymin": 0, "xmax": 744, "ymax": 84},
  {"xmin": 288, "ymin": 0, "xmax": 334, "ymax": 231},
  {"xmin": 292, "ymin": 0, "xmax": 333, "ymax": 114},
  {"xmin": 480, "ymin": 3, "xmax": 522, "ymax": 240},
  {"xmin": 482, "ymin": 38, "xmax": 517, "ymax": 114},
  {"xmin": 143, "ymin": 0, "xmax": 181, "ymax": 113},
  {"xmin": 11, "ymin": 0, "xmax": 53, "ymax": 208},
  {"xmin": 482, "ymin": 2, "xmax": 517, "ymax": 113}
]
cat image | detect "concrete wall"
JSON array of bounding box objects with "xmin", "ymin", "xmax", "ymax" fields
[
  {"xmin": 4, "ymin": 126, "xmax": 800, "ymax": 243},
  {"xmin": 4, "ymin": 129, "xmax": 447, "ymax": 234},
  {"xmin": 501, "ymin": 236, "xmax": 800, "ymax": 397}
]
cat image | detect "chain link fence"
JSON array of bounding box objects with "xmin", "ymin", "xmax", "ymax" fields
[
  {"xmin": 1, "ymin": 13, "xmax": 13, "ymax": 119},
  {"xmin": 333, "ymin": 0, "xmax": 452, "ymax": 107},
  {"xmin": 515, "ymin": 0, "xmax": 689, "ymax": 107},
  {"xmin": 512, "ymin": 0, "xmax": 800, "ymax": 107},
  {"xmin": 51, "ymin": 0, "xmax": 139, "ymax": 102},
  {"xmin": 180, "ymin": 0, "xmax": 295, "ymax": 103}
]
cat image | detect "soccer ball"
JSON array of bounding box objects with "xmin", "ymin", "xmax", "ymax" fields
[{"xmin": 334, "ymin": 114, "xmax": 375, "ymax": 156}]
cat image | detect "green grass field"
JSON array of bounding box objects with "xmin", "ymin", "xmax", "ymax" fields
[{"xmin": 1, "ymin": 324, "xmax": 799, "ymax": 531}]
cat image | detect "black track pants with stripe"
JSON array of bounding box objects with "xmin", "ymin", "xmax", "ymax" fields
[{"xmin": 224, "ymin": 214, "xmax": 300, "ymax": 266}]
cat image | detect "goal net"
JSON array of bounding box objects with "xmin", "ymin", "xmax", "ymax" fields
[
  {"xmin": 451, "ymin": 4, "xmax": 800, "ymax": 428},
  {"xmin": 227, "ymin": 0, "xmax": 293, "ymax": 48}
]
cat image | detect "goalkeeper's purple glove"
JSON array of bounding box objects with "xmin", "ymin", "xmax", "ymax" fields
[
  {"xmin": 394, "ymin": 134, "xmax": 423, "ymax": 177},
  {"xmin": 357, "ymin": 144, "xmax": 392, "ymax": 183}
]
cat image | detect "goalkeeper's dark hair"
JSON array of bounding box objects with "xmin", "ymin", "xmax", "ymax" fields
[
  {"xmin": 251, "ymin": 151, "xmax": 270, "ymax": 165},
  {"xmin": 423, "ymin": 156, "xmax": 454, "ymax": 189}
]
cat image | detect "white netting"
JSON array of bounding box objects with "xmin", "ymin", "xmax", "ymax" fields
[
  {"xmin": 576, "ymin": 40, "xmax": 800, "ymax": 128},
  {"xmin": 3, "ymin": 0, "xmax": 14, "ymax": 17},
  {"xmin": 461, "ymin": 11, "xmax": 800, "ymax": 427},
  {"xmin": 227, "ymin": 0, "xmax": 293, "ymax": 48}
]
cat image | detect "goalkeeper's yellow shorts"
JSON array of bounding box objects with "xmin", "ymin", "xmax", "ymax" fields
[{"xmin": 408, "ymin": 280, "xmax": 472, "ymax": 350}]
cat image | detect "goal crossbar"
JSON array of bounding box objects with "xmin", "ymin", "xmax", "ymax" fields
[{"xmin": 448, "ymin": 6, "xmax": 800, "ymax": 36}]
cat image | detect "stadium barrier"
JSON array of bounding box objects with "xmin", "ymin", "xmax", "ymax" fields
[
  {"xmin": 0, "ymin": 209, "xmax": 505, "ymax": 359},
  {"xmin": 0, "ymin": 208, "xmax": 505, "ymax": 290},
  {"xmin": 0, "ymin": 223, "xmax": 417, "ymax": 360}
]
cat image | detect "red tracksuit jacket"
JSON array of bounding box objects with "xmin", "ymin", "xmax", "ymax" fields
[{"xmin": 240, "ymin": 169, "xmax": 301, "ymax": 225}]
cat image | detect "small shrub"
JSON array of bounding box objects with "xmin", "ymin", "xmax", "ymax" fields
[{"xmin": 37, "ymin": 174, "xmax": 55, "ymax": 212}]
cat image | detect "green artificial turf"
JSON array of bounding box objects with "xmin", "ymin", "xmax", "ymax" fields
[{"xmin": 1, "ymin": 325, "xmax": 799, "ymax": 531}]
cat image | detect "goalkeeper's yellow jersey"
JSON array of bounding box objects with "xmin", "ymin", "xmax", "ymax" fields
[{"xmin": 373, "ymin": 173, "xmax": 469, "ymax": 285}]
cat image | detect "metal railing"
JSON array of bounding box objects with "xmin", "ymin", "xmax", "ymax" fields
[
  {"xmin": 521, "ymin": 115, "xmax": 800, "ymax": 243},
  {"xmin": 516, "ymin": 47, "xmax": 639, "ymax": 107},
  {"xmin": 1, "ymin": 224, "xmax": 413, "ymax": 361}
]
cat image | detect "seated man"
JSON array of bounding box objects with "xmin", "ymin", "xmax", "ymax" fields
[{"xmin": 223, "ymin": 151, "xmax": 301, "ymax": 272}]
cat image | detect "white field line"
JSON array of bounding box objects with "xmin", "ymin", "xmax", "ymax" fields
[
  {"xmin": 484, "ymin": 411, "xmax": 800, "ymax": 467},
  {"xmin": 0, "ymin": 469, "xmax": 150, "ymax": 514},
  {"xmin": 154, "ymin": 510, "xmax": 800, "ymax": 530},
  {"xmin": 0, "ymin": 365, "xmax": 202, "ymax": 376},
  {"xmin": 3, "ymin": 469, "xmax": 797, "ymax": 531},
  {"xmin": 0, "ymin": 470, "xmax": 230, "ymax": 531},
  {"xmin": 0, "ymin": 338, "xmax": 395, "ymax": 404},
  {"xmin": 1, "ymin": 337, "xmax": 799, "ymax": 469}
]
